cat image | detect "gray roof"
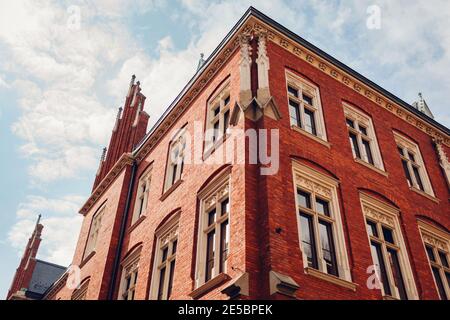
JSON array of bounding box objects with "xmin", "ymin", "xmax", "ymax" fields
[{"xmin": 26, "ymin": 259, "xmax": 66, "ymax": 299}]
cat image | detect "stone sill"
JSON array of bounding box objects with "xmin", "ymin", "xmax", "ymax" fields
[
  {"xmin": 354, "ymin": 158, "xmax": 388, "ymax": 177},
  {"xmin": 128, "ymin": 215, "xmax": 146, "ymax": 233},
  {"xmin": 79, "ymin": 251, "xmax": 96, "ymax": 269},
  {"xmin": 160, "ymin": 179, "xmax": 183, "ymax": 202},
  {"xmin": 189, "ymin": 273, "xmax": 230, "ymax": 300},
  {"xmin": 203, "ymin": 133, "xmax": 231, "ymax": 161},
  {"xmin": 291, "ymin": 125, "xmax": 331, "ymax": 149},
  {"xmin": 304, "ymin": 267, "xmax": 357, "ymax": 292},
  {"xmin": 410, "ymin": 187, "xmax": 439, "ymax": 203}
]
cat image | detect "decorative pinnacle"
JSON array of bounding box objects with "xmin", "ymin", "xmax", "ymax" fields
[
  {"xmin": 36, "ymin": 214, "xmax": 42, "ymax": 226},
  {"xmin": 100, "ymin": 147, "xmax": 107, "ymax": 162},
  {"xmin": 197, "ymin": 53, "xmax": 206, "ymax": 71}
]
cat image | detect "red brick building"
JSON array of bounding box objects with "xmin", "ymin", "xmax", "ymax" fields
[{"xmin": 8, "ymin": 7, "xmax": 450, "ymax": 300}]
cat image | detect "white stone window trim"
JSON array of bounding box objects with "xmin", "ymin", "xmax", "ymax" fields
[
  {"xmin": 360, "ymin": 193, "xmax": 419, "ymax": 300},
  {"xmin": 343, "ymin": 103, "xmax": 385, "ymax": 171},
  {"xmin": 149, "ymin": 212, "xmax": 180, "ymax": 300},
  {"xmin": 132, "ymin": 166, "xmax": 152, "ymax": 225},
  {"xmin": 292, "ymin": 161, "xmax": 352, "ymax": 283},
  {"xmin": 194, "ymin": 168, "xmax": 231, "ymax": 289},
  {"xmin": 205, "ymin": 81, "xmax": 231, "ymax": 151},
  {"xmin": 394, "ymin": 131, "xmax": 435, "ymax": 197},
  {"xmin": 118, "ymin": 246, "xmax": 142, "ymax": 300},
  {"xmin": 285, "ymin": 71, "xmax": 328, "ymax": 141},
  {"xmin": 164, "ymin": 128, "xmax": 187, "ymax": 192},
  {"xmin": 418, "ymin": 220, "xmax": 450, "ymax": 300},
  {"xmin": 83, "ymin": 204, "xmax": 105, "ymax": 260}
]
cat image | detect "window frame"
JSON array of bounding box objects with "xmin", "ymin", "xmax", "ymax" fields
[
  {"xmin": 149, "ymin": 213, "xmax": 180, "ymax": 300},
  {"xmin": 292, "ymin": 161, "xmax": 352, "ymax": 283},
  {"xmin": 205, "ymin": 82, "xmax": 231, "ymax": 151},
  {"xmin": 164, "ymin": 128, "xmax": 187, "ymax": 192},
  {"xmin": 418, "ymin": 220, "xmax": 450, "ymax": 300},
  {"xmin": 118, "ymin": 246, "xmax": 141, "ymax": 300},
  {"xmin": 132, "ymin": 166, "xmax": 152, "ymax": 225},
  {"xmin": 343, "ymin": 103, "xmax": 385, "ymax": 171},
  {"xmin": 360, "ymin": 193, "xmax": 418, "ymax": 300},
  {"xmin": 394, "ymin": 132, "xmax": 435, "ymax": 197},
  {"xmin": 83, "ymin": 204, "xmax": 105, "ymax": 260},
  {"xmin": 285, "ymin": 71, "xmax": 327, "ymax": 142},
  {"xmin": 194, "ymin": 169, "xmax": 231, "ymax": 288}
]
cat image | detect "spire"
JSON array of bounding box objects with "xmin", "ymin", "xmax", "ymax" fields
[
  {"xmin": 197, "ymin": 53, "xmax": 206, "ymax": 71},
  {"xmin": 96, "ymin": 147, "xmax": 107, "ymax": 176},
  {"xmin": 127, "ymin": 74, "xmax": 136, "ymax": 97},
  {"xmin": 113, "ymin": 107, "xmax": 123, "ymax": 132},
  {"xmin": 412, "ymin": 92, "xmax": 434, "ymax": 119},
  {"xmin": 101, "ymin": 147, "xmax": 107, "ymax": 162}
]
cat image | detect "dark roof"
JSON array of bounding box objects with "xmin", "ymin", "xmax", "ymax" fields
[
  {"xmin": 133, "ymin": 6, "xmax": 448, "ymax": 155},
  {"xmin": 25, "ymin": 259, "xmax": 66, "ymax": 299}
]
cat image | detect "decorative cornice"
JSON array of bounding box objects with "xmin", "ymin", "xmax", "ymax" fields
[
  {"xmin": 79, "ymin": 153, "xmax": 134, "ymax": 215},
  {"xmin": 433, "ymin": 138, "xmax": 450, "ymax": 188},
  {"xmin": 242, "ymin": 18, "xmax": 450, "ymax": 147}
]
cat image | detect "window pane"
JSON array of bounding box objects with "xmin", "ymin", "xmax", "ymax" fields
[
  {"xmin": 161, "ymin": 247, "xmax": 168, "ymax": 262},
  {"xmin": 289, "ymin": 100, "xmax": 300, "ymax": 127},
  {"xmin": 401, "ymin": 159, "xmax": 413, "ymax": 186},
  {"xmin": 397, "ymin": 146, "xmax": 404, "ymax": 156},
  {"xmin": 408, "ymin": 152, "xmax": 415, "ymax": 162},
  {"xmin": 302, "ymin": 94, "xmax": 313, "ymax": 106},
  {"xmin": 224, "ymin": 95, "xmax": 230, "ymax": 105},
  {"xmin": 288, "ymin": 86, "xmax": 298, "ymax": 97},
  {"xmin": 319, "ymin": 220, "xmax": 338, "ymax": 276},
  {"xmin": 220, "ymin": 220, "xmax": 229, "ymax": 273},
  {"xmin": 366, "ymin": 220, "xmax": 378, "ymax": 237},
  {"xmin": 208, "ymin": 208, "xmax": 216, "ymax": 226},
  {"xmin": 223, "ymin": 109, "xmax": 230, "ymax": 135},
  {"xmin": 157, "ymin": 267, "xmax": 166, "ymax": 300},
  {"xmin": 349, "ymin": 132, "xmax": 361, "ymax": 159},
  {"xmin": 432, "ymin": 267, "xmax": 448, "ymax": 300},
  {"xmin": 316, "ymin": 198, "xmax": 330, "ymax": 217},
  {"xmin": 172, "ymin": 240, "xmax": 178, "ymax": 255},
  {"xmin": 167, "ymin": 260, "xmax": 176, "ymax": 299},
  {"xmin": 212, "ymin": 121, "xmax": 219, "ymax": 142},
  {"xmin": 382, "ymin": 226, "xmax": 395, "ymax": 244},
  {"xmin": 370, "ymin": 241, "xmax": 391, "ymax": 296},
  {"xmin": 412, "ymin": 166, "xmax": 424, "ymax": 191},
  {"xmin": 205, "ymin": 230, "xmax": 215, "ymax": 282},
  {"xmin": 304, "ymin": 108, "xmax": 317, "ymax": 136},
  {"xmin": 387, "ymin": 247, "xmax": 408, "ymax": 300},
  {"xmin": 221, "ymin": 198, "xmax": 229, "ymax": 216},
  {"xmin": 213, "ymin": 105, "xmax": 220, "ymax": 116},
  {"xmin": 362, "ymin": 139, "xmax": 374, "ymax": 165},
  {"xmin": 300, "ymin": 213, "xmax": 318, "ymax": 269},
  {"xmin": 358, "ymin": 125, "xmax": 368, "ymax": 136},
  {"xmin": 425, "ymin": 245, "xmax": 436, "ymax": 262},
  {"xmin": 346, "ymin": 118, "xmax": 355, "ymax": 128},
  {"xmin": 438, "ymin": 251, "xmax": 449, "ymax": 268},
  {"xmin": 297, "ymin": 189, "xmax": 311, "ymax": 209}
]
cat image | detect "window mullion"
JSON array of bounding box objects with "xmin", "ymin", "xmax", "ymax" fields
[
  {"xmin": 406, "ymin": 159, "xmax": 418, "ymax": 189},
  {"xmin": 381, "ymin": 242, "xmax": 398, "ymax": 298},
  {"xmin": 311, "ymin": 195, "xmax": 324, "ymax": 272}
]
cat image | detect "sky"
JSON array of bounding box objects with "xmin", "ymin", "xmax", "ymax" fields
[{"xmin": 0, "ymin": 0, "xmax": 449, "ymax": 299}]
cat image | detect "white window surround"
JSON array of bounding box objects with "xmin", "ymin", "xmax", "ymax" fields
[
  {"xmin": 394, "ymin": 132, "xmax": 435, "ymax": 197},
  {"xmin": 205, "ymin": 82, "xmax": 231, "ymax": 152},
  {"xmin": 418, "ymin": 220, "xmax": 450, "ymax": 300},
  {"xmin": 343, "ymin": 103, "xmax": 385, "ymax": 171},
  {"xmin": 360, "ymin": 193, "xmax": 418, "ymax": 300},
  {"xmin": 118, "ymin": 246, "xmax": 141, "ymax": 300},
  {"xmin": 292, "ymin": 161, "xmax": 352, "ymax": 284},
  {"xmin": 194, "ymin": 168, "xmax": 231, "ymax": 289},
  {"xmin": 149, "ymin": 213, "xmax": 180, "ymax": 300},
  {"xmin": 285, "ymin": 71, "xmax": 327, "ymax": 142},
  {"xmin": 83, "ymin": 204, "xmax": 105, "ymax": 260},
  {"xmin": 164, "ymin": 128, "xmax": 187, "ymax": 192},
  {"xmin": 132, "ymin": 166, "xmax": 152, "ymax": 225}
]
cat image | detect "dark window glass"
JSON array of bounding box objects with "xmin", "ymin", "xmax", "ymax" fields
[
  {"xmin": 425, "ymin": 245, "xmax": 436, "ymax": 262},
  {"xmin": 162, "ymin": 247, "xmax": 168, "ymax": 262},
  {"xmin": 300, "ymin": 213, "xmax": 318, "ymax": 269},
  {"xmin": 205, "ymin": 230, "xmax": 215, "ymax": 282},
  {"xmin": 303, "ymin": 94, "xmax": 313, "ymax": 106},
  {"xmin": 221, "ymin": 198, "xmax": 229, "ymax": 216},
  {"xmin": 362, "ymin": 139, "xmax": 374, "ymax": 165},
  {"xmin": 346, "ymin": 118, "xmax": 355, "ymax": 128},
  {"xmin": 289, "ymin": 100, "xmax": 300, "ymax": 127},
  {"xmin": 212, "ymin": 120, "xmax": 219, "ymax": 142},
  {"xmin": 288, "ymin": 86, "xmax": 298, "ymax": 97},
  {"xmin": 224, "ymin": 95, "xmax": 230, "ymax": 105},
  {"xmin": 408, "ymin": 152, "xmax": 415, "ymax": 162},
  {"xmin": 349, "ymin": 132, "xmax": 361, "ymax": 159},
  {"xmin": 438, "ymin": 251, "xmax": 449, "ymax": 268},
  {"xmin": 382, "ymin": 226, "xmax": 395, "ymax": 244},
  {"xmin": 358, "ymin": 125, "xmax": 368, "ymax": 136},
  {"xmin": 397, "ymin": 146, "xmax": 404, "ymax": 156},
  {"xmin": 412, "ymin": 166, "xmax": 424, "ymax": 191},
  {"xmin": 387, "ymin": 247, "xmax": 408, "ymax": 300},
  {"xmin": 208, "ymin": 209, "xmax": 216, "ymax": 226},
  {"xmin": 223, "ymin": 109, "xmax": 230, "ymax": 135},
  {"xmin": 401, "ymin": 159, "xmax": 412, "ymax": 186},
  {"xmin": 316, "ymin": 198, "xmax": 330, "ymax": 217},
  {"xmin": 220, "ymin": 220, "xmax": 229, "ymax": 273},
  {"xmin": 172, "ymin": 240, "xmax": 178, "ymax": 255},
  {"xmin": 446, "ymin": 272, "xmax": 450, "ymax": 288},
  {"xmin": 304, "ymin": 108, "xmax": 317, "ymax": 136},
  {"xmin": 167, "ymin": 260, "xmax": 176, "ymax": 299},
  {"xmin": 370, "ymin": 241, "xmax": 391, "ymax": 296},
  {"xmin": 432, "ymin": 267, "xmax": 448, "ymax": 300},
  {"xmin": 366, "ymin": 220, "xmax": 378, "ymax": 237},
  {"xmin": 297, "ymin": 190, "xmax": 311, "ymax": 209},
  {"xmin": 157, "ymin": 267, "xmax": 166, "ymax": 300},
  {"xmin": 319, "ymin": 220, "xmax": 338, "ymax": 276},
  {"xmin": 213, "ymin": 105, "xmax": 220, "ymax": 116}
]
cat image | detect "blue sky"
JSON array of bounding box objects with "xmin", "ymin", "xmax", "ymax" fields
[{"xmin": 0, "ymin": 0, "xmax": 449, "ymax": 299}]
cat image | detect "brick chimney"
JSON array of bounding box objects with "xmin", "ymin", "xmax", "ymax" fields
[
  {"xmin": 7, "ymin": 215, "xmax": 43, "ymax": 299},
  {"xmin": 92, "ymin": 75, "xmax": 150, "ymax": 191}
]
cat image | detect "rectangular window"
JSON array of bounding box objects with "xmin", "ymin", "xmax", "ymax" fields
[
  {"xmin": 293, "ymin": 162, "xmax": 352, "ymax": 283},
  {"xmin": 119, "ymin": 247, "xmax": 141, "ymax": 300},
  {"xmin": 206, "ymin": 84, "xmax": 231, "ymax": 149},
  {"xmin": 195, "ymin": 172, "xmax": 230, "ymax": 288},
  {"xmin": 132, "ymin": 168, "xmax": 151, "ymax": 224},
  {"xmin": 149, "ymin": 216, "xmax": 179, "ymax": 300},
  {"xmin": 164, "ymin": 130, "xmax": 186, "ymax": 191},
  {"xmin": 83, "ymin": 205, "xmax": 105, "ymax": 259},
  {"xmin": 286, "ymin": 72, "xmax": 327, "ymax": 141},
  {"xmin": 343, "ymin": 104, "xmax": 384, "ymax": 170},
  {"xmin": 394, "ymin": 132, "xmax": 434, "ymax": 197}
]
